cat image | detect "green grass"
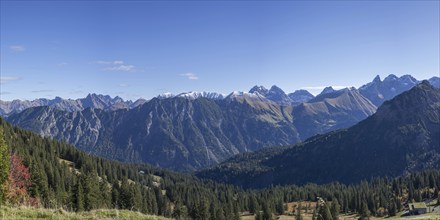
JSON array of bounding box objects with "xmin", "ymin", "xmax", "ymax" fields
[{"xmin": 0, "ymin": 206, "xmax": 169, "ymax": 220}]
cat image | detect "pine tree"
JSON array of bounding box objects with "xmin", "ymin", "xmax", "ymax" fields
[
  {"xmin": 388, "ymin": 200, "xmax": 396, "ymax": 217},
  {"xmin": 249, "ymin": 195, "xmax": 258, "ymax": 214},
  {"xmin": 73, "ymin": 180, "xmax": 84, "ymax": 212},
  {"xmin": 262, "ymin": 202, "xmax": 272, "ymax": 220},
  {"xmin": 209, "ymin": 201, "xmax": 218, "ymax": 220},
  {"xmin": 312, "ymin": 208, "xmax": 317, "ymax": 220},
  {"xmin": 255, "ymin": 211, "xmax": 263, "ymax": 220},
  {"xmin": 318, "ymin": 204, "xmax": 333, "ymax": 220},
  {"xmin": 173, "ymin": 200, "xmax": 187, "ymax": 220},
  {"xmin": 275, "ymin": 198, "xmax": 284, "ymax": 215},
  {"xmin": 360, "ymin": 201, "xmax": 370, "ymax": 220},
  {"xmin": 295, "ymin": 203, "xmax": 304, "ymax": 220},
  {"xmin": 0, "ymin": 129, "xmax": 9, "ymax": 205},
  {"xmin": 330, "ymin": 199, "xmax": 340, "ymax": 220}
]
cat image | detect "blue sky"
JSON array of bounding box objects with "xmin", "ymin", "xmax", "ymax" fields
[{"xmin": 1, "ymin": 1, "xmax": 439, "ymax": 101}]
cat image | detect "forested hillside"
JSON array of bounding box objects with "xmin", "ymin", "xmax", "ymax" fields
[{"xmin": 1, "ymin": 117, "xmax": 440, "ymax": 219}]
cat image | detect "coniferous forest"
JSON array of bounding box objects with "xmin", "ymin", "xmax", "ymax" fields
[{"xmin": 1, "ymin": 117, "xmax": 439, "ymax": 219}]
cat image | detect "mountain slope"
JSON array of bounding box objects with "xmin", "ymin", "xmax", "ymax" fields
[
  {"xmin": 293, "ymin": 87, "xmax": 377, "ymax": 140},
  {"xmin": 3, "ymin": 115, "xmax": 440, "ymax": 219},
  {"xmin": 7, "ymin": 97, "xmax": 300, "ymax": 171},
  {"xmin": 198, "ymin": 81, "xmax": 440, "ymax": 188},
  {"xmin": 0, "ymin": 117, "xmax": 252, "ymax": 219}
]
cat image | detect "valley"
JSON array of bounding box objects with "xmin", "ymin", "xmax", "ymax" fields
[{"xmin": 2, "ymin": 75, "xmax": 438, "ymax": 172}]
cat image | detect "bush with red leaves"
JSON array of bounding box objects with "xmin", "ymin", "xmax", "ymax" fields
[{"xmin": 6, "ymin": 153, "xmax": 32, "ymax": 205}]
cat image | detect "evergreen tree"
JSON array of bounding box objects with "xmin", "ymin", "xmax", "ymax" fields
[
  {"xmin": 295, "ymin": 203, "xmax": 304, "ymax": 220},
  {"xmin": 275, "ymin": 198, "xmax": 284, "ymax": 215},
  {"xmin": 0, "ymin": 129, "xmax": 9, "ymax": 205},
  {"xmin": 172, "ymin": 200, "xmax": 187, "ymax": 220},
  {"xmin": 312, "ymin": 208, "xmax": 317, "ymax": 220},
  {"xmin": 388, "ymin": 200, "xmax": 396, "ymax": 217},
  {"xmin": 255, "ymin": 211, "xmax": 263, "ymax": 220},
  {"xmin": 360, "ymin": 201, "xmax": 370, "ymax": 220},
  {"xmin": 330, "ymin": 199, "xmax": 340, "ymax": 220},
  {"xmin": 73, "ymin": 180, "xmax": 84, "ymax": 212},
  {"xmin": 249, "ymin": 195, "xmax": 258, "ymax": 214},
  {"xmin": 209, "ymin": 201, "xmax": 218, "ymax": 220},
  {"xmin": 318, "ymin": 203, "xmax": 333, "ymax": 220},
  {"xmin": 262, "ymin": 202, "xmax": 272, "ymax": 220}
]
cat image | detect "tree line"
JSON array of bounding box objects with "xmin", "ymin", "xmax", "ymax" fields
[{"xmin": 0, "ymin": 117, "xmax": 439, "ymax": 219}]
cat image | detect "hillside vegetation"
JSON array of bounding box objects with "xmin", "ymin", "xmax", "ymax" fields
[{"xmin": 0, "ymin": 206, "xmax": 168, "ymax": 220}]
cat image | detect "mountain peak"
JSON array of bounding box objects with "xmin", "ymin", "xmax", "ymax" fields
[
  {"xmin": 269, "ymin": 85, "xmax": 282, "ymax": 90},
  {"xmin": 383, "ymin": 74, "xmax": 399, "ymax": 82},
  {"xmin": 319, "ymin": 86, "xmax": 335, "ymax": 95},
  {"xmin": 400, "ymin": 74, "xmax": 418, "ymax": 84},
  {"xmin": 157, "ymin": 92, "xmax": 174, "ymax": 99},
  {"xmin": 288, "ymin": 90, "xmax": 314, "ymax": 104},
  {"xmin": 373, "ymin": 75, "xmax": 381, "ymax": 83},
  {"xmin": 249, "ymin": 85, "xmax": 268, "ymax": 95},
  {"xmin": 265, "ymin": 85, "xmax": 291, "ymax": 105},
  {"xmin": 291, "ymin": 89, "xmax": 313, "ymax": 96}
]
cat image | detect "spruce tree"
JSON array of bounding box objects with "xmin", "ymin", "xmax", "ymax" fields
[
  {"xmin": 0, "ymin": 129, "xmax": 9, "ymax": 205},
  {"xmin": 388, "ymin": 200, "xmax": 396, "ymax": 217},
  {"xmin": 318, "ymin": 203, "xmax": 333, "ymax": 220},
  {"xmin": 255, "ymin": 211, "xmax": 263, "ymax": 220},
  {"xmin": 360, "ymin": 201, "xmax": 370, "ymax": 220},
  {"xmin": 330, "ymin": 199, "xmax": 340, "ymax": 220},
  {"xmin": 262, "ymin": 202, "xmax": 272, "ymax": 220},
  {"xmin": 312, "ymin": 208, "xmax": 317, "ymax": 220},
  {"xmin": 295, "ymin": 203, "xmax": 304, "ymax": 220},
  {"xmin": 73, "ymin": 180, "xmax": 84, "ymax": 212}
]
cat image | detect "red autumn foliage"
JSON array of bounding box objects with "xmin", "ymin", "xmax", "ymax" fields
[{"xmin": 6, "ymin": 153, "xmax": 32, "ymax": 205}]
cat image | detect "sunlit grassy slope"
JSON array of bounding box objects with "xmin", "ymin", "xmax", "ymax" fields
[{"xmin": 0, "ymin": 206, "xmax": 169, "ymax": 220}]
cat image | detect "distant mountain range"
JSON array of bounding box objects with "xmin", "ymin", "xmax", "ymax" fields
[
  {"xmin": 1, "ymin": 74, "xmax": 438, "ymax": 116},
  {"xmin": 0, "ymin": 93, "xmax": 147, "ymax": 116},
  {"xmin": 197, "ymin": 81, "xmax": 440, "ymax": 188},
  {"xmin": 2, "ymin": 74, "xmax": 439, "ymax": 171}
]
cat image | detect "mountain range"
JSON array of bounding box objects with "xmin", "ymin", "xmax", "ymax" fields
[
  {"xmin": 6, "ymin": 96, "xmax": 300, "ymax": 171},
  {"xmin": 2, "ymin": 74, "xmax": 438, "ymax": 116},
  {"xmin": 197, "ymin": 81, "xmax": 440, "ymax": 188},
  {"xmin": 0, "ymin": 93, "xmax": 147, "ymax": 116},
  {"xmin": 2, "ymin": 74, "xmax": 439, "ymax": 171}
]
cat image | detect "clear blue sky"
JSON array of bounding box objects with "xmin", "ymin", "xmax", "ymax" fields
[{"xmin": 1, "ymin": 1, "xmax": 439, "ymax": 101}]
